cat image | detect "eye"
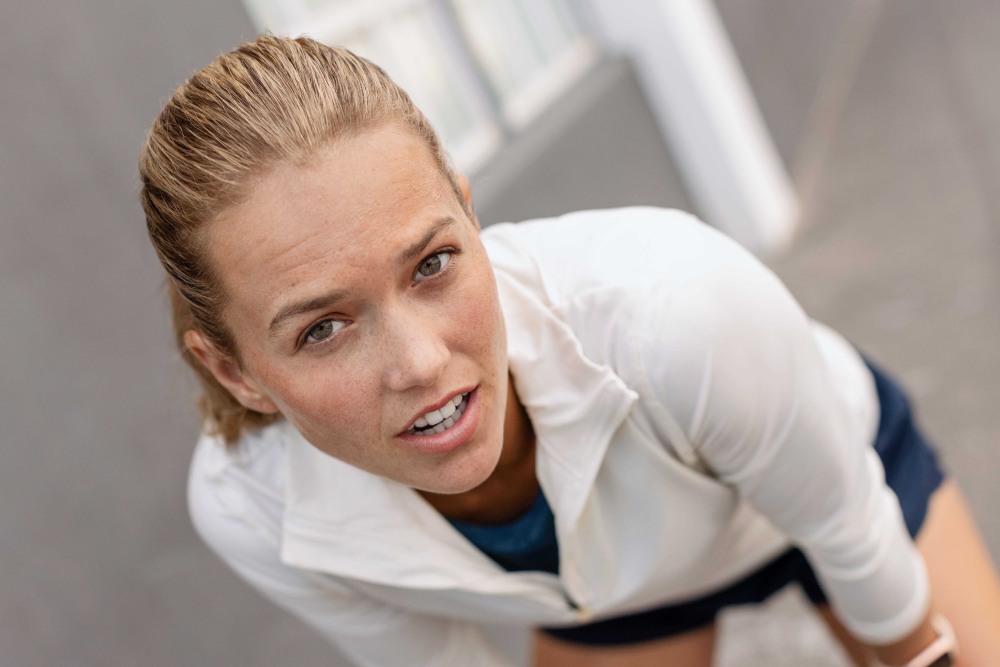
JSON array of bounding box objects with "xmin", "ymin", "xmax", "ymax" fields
[
  {"xmin": 413, "ymin": 250, "xmax": 453, "ymax": 283},
  {"xmin": 303, "ymin": 318, "xmax": 346, "ymax": 346}
]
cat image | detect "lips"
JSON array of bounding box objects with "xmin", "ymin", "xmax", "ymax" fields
[
  {"xmin": 406, "ymin": 392, "xmax": 470, "ymax": 435},
  {"xmin": 397, "ymin": 388, "xmax": 480, "ymax": 455}
]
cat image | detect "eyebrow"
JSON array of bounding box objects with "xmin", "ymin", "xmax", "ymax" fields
[
  {"xmin": 398, "ymin": 217, "xmax": 456, "ymax": 266},
  {"xmin": 267, "ymin": 217, "xmax": 457, "ymax": 336},
  {"xmin": 268, "ymin": 288, "xmax": 351, "ymax": 336}
]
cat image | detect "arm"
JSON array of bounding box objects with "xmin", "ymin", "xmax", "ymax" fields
[
  {"xmin": 635, "ymin": 253, "xmax": 933, "ymax": 648},
  {"xmin": 870, "ymin": 614, "xmax": 948, "ymax": 666},
  {"xmin": 187, "ymin": 446, "xmax": 518, "ymax": 667}
]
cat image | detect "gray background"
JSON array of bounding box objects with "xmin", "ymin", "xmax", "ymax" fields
[{"xmin": 2, "ymin": 1, "xmax": 997, "ymax": 664}]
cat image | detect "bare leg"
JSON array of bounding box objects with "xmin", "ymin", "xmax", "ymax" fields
[
  {"xmin": 916, "ymin": 481, "xmax": 1000, "ymax": 663},
  {"xmin": 534, "ymin": 623, "xmax": 715, "ymax": 667},
  {"xmin": 818, "ymin": 480, "xmax": 1000, "ymax": 665}
]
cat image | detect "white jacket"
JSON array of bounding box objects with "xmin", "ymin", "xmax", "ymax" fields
[{"xmin": 189, "ymin": 208, "xmax": 929, "ymax": 666}]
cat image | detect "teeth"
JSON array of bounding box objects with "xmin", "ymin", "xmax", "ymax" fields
[{"xmin": 407, "ymin": 393, "xmax": 469, "ymax": 436}]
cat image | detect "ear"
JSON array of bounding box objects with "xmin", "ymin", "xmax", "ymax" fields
[
  {"xmin": 457, "ymin": 175, "xmax": 480, "ymax": 230},
  {"xmin": 183, "ymin": 330, "xmax": 279, "ymax": 414}
]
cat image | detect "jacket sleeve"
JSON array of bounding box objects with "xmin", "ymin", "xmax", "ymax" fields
[
  {"xmin": 187, "ymin": 451, "xmax": 518, "ymax": 667},
  {"xmin": 633, "ymin": 249, "xmax": 930, "ymax": 644}
]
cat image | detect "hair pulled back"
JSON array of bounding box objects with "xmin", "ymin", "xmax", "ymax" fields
[{"xmin": 140, "ymin": 35, "xmax": 467, "ymax": 444}]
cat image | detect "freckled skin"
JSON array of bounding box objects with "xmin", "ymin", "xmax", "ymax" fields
[{"xmin": 204, "ymin": 125, "xmax": 512, "ymax": 495}]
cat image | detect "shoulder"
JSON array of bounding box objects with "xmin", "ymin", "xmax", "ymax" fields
[
  {"xmin": 487, "ymin": 209, "xmax": 818, "ymax": 427},
  {"xmin": 482, "ymin": 206, "xmax": 765, "ymax": 304},
  {"xmin": 187, "ymin": 424, "xmax": 407, "ymax": 641},
  {"xmin": 484, "ymin": 207, "xmax": 793, "ymax": 366},
  {"xmin": 187, "ymin": 421, "xmax": 291, "ymax": 570}
]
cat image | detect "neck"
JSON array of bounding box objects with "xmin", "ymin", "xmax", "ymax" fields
[{"xmin": 419, "ymin": 374, "xmax": 538, "ymax": 524}]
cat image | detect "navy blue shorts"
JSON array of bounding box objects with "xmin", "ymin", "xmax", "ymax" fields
[{"xmin": 542, "ymin": 359, "xmax": 945, "ymax": 645}]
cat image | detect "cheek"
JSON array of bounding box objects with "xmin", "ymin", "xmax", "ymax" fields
[
  {"xmin": 453, "ymin": 274, "xmax": 505, "ymax": 356},
  {"xmin": 264, "ymin": 366, "xmax": 378, "ymax": 439}
]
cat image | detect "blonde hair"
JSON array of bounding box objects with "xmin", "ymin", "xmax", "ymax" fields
[{"xmin": 140, "ymin": 35, "xmax": 468, "ymax": 444}]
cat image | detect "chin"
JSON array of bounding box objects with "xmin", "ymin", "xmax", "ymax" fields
[{"xmin": 419, "ymin": 439, "xmax": 503, "ymax": 495}]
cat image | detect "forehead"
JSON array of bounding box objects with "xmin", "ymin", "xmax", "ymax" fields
[
  {"xmin": 204, "ymin": 125, "xmax": 463, "ymax": 323},
  {"xmin": 223, "ymin": 126, "xmax": 449, "ymax": 243}
]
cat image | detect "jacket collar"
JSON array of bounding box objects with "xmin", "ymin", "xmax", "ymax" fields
[{"xmin": 280, "ymin": 235, "xmax": 637, "ymax": 591}]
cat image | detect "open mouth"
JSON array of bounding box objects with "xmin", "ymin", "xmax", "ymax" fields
[{"xmin": 406, "ymin": 392, "xmax": 470, "ymax": 436}]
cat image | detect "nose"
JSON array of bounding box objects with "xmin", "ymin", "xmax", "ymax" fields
[{"xmin": 381, "ymin": 305, "xmax": 451, "ymax": 392}]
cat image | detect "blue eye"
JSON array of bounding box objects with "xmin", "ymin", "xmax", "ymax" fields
[
  {"xmin": 414, "ymin": 251, "xmax": 452, "ymax": 282},
  {"xmin": 304, "ymin": 319, "xmax": 345, "ymax": 345}
]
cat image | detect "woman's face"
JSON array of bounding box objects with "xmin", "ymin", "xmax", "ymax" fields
[{"xmin": 200, "ymin": 125, "xmax": 509, "ymax": 494}]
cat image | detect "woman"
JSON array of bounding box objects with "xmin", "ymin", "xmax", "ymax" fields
[{"xmin": 140, "ymin": 36, "xmax": 1000, "ymax": 666}]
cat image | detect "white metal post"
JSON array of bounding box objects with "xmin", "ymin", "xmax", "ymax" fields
[{"xmin": 585, "ymin": 0, "xmax": 799, "ymax": 255}]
